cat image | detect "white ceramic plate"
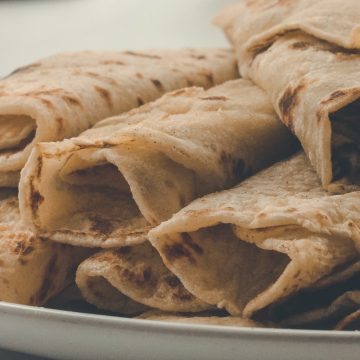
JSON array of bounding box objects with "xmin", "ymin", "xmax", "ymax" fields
[{"xmin": 0, "ymin": 301, "xmax": 359, "ymax": 360}]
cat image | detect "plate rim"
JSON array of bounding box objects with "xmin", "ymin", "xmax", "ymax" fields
[{"xmin": 0, "ymin": 301, "xmax": 359, "ymax": 342}]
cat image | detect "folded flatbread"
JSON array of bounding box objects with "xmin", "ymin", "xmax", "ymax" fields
[
  {"xmin": 214, "ymin": 0, "xmax": 360, "ymax": 187},
  {"xmin": 136, "ymin": 309, "xmax": 262, "ymax": 327},
  {"xmin": 76, "ymin": 243, "xmax": 211, "ymax": 314},
  {"xmin": 336, "ymin": 308, "xmax": 360, "ymax": 330},
  {"xmin": 19, "ymin": 78, "xmax": 297, "ymax": 248},
  {"xmin": 0, "ymin": 48, "xmax": 238, "ymax": 186},
  {"xmin": 257, "ymin": 261, "xmax": 360, "ymax": 329},
  {"xmin": 149, "ymin": 153, "xmax": 360, "ymax": 318},
  {"xmin": 0, "ymin": 189, "xmax": 90, "ymax": 305}
]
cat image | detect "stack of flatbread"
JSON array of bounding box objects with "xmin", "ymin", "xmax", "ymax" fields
[{"xmin": 0, "ymin": 0, "xmax": 359, "ymax": 331}]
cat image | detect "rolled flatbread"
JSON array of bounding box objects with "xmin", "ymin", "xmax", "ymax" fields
[
  {"xmin": 258, "ymin": 261, "xmax": 360, "ymax": 329},
  {"xmin": 76, "ymin": 243, "xmax": 211, "ymax": 314},
  {"xmin": 214, "ymin": 0, "xmax": 360, "ymax": 187},
  {"xmin": 0, "ymin": 48, "xmax": 238, "ymax": 186},
  {"xmin": 336, "ymin": 308, "xmax": 360, "ymax": 330},
  {"xmin": 0, "ymin": 189, "xmax": 90, "ymax": 305},
  {"xmin": 19, "ymin": 79, "xmax": 297, "ymax": 247},
  {"xmin": 149, "ymin": 153, "xmax": 360, "ymax": 318}
]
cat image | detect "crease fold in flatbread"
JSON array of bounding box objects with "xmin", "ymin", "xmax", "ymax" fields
[
  {"xmin": 19, "ymin": 79, "xmax": 297, "ymax": 248},
  {"xmin": 214, "ymin": 0, "xmax": 360, "ymax": 187},
  {"xmin": 76, "ymin": 242, "xmax": 212, "ymax": 314},
  {"xmin": 0, "ymin": 48, "xmax": 238, "ymax": 186},
  {"xmin": 149, "ymin": 153, "xmax": 360, "ymax": 318},
  {"xmin": 0, "ymin": 189, "xmax": 91, "ymax": 305},
  {"xmin": 256, "ymin": 260, "xmax": 360, "ymax": 329}
]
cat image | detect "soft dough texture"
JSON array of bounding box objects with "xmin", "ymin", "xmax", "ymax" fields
[
  {"xmin": 76, "ymin": 243, "xmax": 212, "ymax": 314},
  {"xmin": 0, "ymin": 48, "xmax": 238, "ymax": 186},
  {"xmin": 149, "ymin": 153, "xmax": 360, "ymax": 318},
  {"xmin": 214, "ymin": 0, "xmax": 360, "ymax": 187},
  {"xmin": 19, "ymin": 79, "xmax": 297, "ymax": 247},
  {"xmin": 0, "ymin": 189, "xmax": 90, "ymax": 305}
]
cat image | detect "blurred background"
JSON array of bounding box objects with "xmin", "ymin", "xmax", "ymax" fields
[{"xmin": 0, "ymin": 0, "xmax": 234, "ymax": 76}]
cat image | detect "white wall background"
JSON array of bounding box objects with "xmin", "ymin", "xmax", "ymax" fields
[{"xmin": 0, "ymin": 0, "xmax": 234, "ymax": 75}]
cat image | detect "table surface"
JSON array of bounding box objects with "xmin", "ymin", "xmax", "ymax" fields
[
  {"xmin": 0, "ymin": 0, "xmax": 232, "ymax": 75},
  {"xmin": 0, "ymin": 0, "xmax": 231, "ymax": 358}
]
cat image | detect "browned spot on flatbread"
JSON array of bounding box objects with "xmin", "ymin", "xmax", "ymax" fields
[
  {"xmin": 205, "ymin": 73, "xmax": 214, "ymax": 85},
  {"xmin": 164, "ymin": 180, "xmax": 175, "ymax": 188},
  {"xmin": 40, "ymin": 98, "xmax": 56, "ymax": 110},
  {"xmin": 300, "ymin": 38, "xmax": 360, "ymax": 59},
  {"xmin": 190, "ymin": 54, "xmax": 206, "ymax": 60},
  {"xmin": 94, "ymin": 86, "xmax": 113, "ymax": 108},
  {"xmin": 135, "ymin": 72, "xmax": 144, "ymax": 79},
  {"xmin": 222, "ymin": 206, "xmax": 235, "ymax": 211},
  {"xmin": 201, "ymin": 96, "xmax": 229, "ymax": 101},
  {"xmin": 162, "ymin": 243, "xmax": 196, "ymax": 264},
  {"xmin": 186, "ymin": 79, "xmax": 194, "ymax": 87},
  {"xmin": 137, "ymin": 97, "xmax": 144, "ymax": 106},
  {"xmin": 151, "ymin": 79, "xmax": 164, "ymax": 91},
  {"xmin": 37, "ymin": 156, "xmax": 43, "ymax": 178},
  {"xmin": 278, "ymin": 82, "xmax": 307, "ymax": 131},
  {"xmin": 56, "ymin": 116, "xmax": 65, "ymax": 133},
  {"xmin": 89, "ymin": 215, "xmax": 114, "ymax": 235},
  {"xmin": 251, "ymin": 42, "xmax": 273, "ymax": 61},
  {"xmin": 290, "ymin": 41, "xmax": 310, "ymax": 50},
  {"xmin": 30, "ymin": 179, "xmax": 44, "ymax": 216},
  {"xmin": 0, "ymin": 278, "xmax": 9, "ymax": 285},
  {"xmin": 22, "ymin": 245, "xmax": 34, "ymax": 256},
  {"xmin": 181, "ymin": 233, "xmax": 204, "ymax": 255},
  {"xmin": 165, "ymin": 275, "xmax": 181, "ymax": 288},
  {"xmin": 124, "ymin": 51, "xmax": 162, "ymax": 60},
  {"xmin": 83, "ymin": 71, "xmax": 118, "ymax": 86},
  {"xmin": 329, "ymin": 90, "xmax": 347, "ymax": 101},
  {"xmin": 121, "ymin": 267, "xmax": 152, "ymax": 286},
  {"xmin": 14, "ymin": 240, "xmax": 26, "ymax": 255},
  {"xmin": 172, "ymin": 291, "xmax": 193, "ymax": 302},
  {"xmin": 101, "ymin": 60, "xmax": 125, "ymax": 65},
  {"xmin": 163, "ymin": 275, "xmax": 193, "ymax": 301},
  {"xmin": 62, "ymin": 95, "xmax": 83, "ymax": 108}
]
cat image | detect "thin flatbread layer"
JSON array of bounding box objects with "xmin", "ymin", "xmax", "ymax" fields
[
  {"xmin": 0, "ymin": 48, "xmax": 238, "ymax": 186},
  {"xmin": 256, "ymin": 261, "xmax": 360, "ymax": 328},
  {"xmin": 76, "ymin": 242, "xmax": 211, "ymax": 313},
  {"xmin": 214, "ymin": 0, "xmax": 360, "ymax": 187},
  {"xmin": 336, "ymin": 308, "xmax": 360, "ymax": 330},
  {"xmin": 283, "ymin": 291, "xmax": 360, "ymax": 329},
  {"xmin": 149, "ymin": 153, "xmax": 360, "ymax": 318},
  {"xmin": 19, "ymin": 79, "xmax": 297, "ymax": 247},
  {"xmin": 136, "ymin": 309, "xmax": 262, "ymax": 327},
  {"xmin": 0, "ymin": 189, "xmax": 90, "ymax": 305}
]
